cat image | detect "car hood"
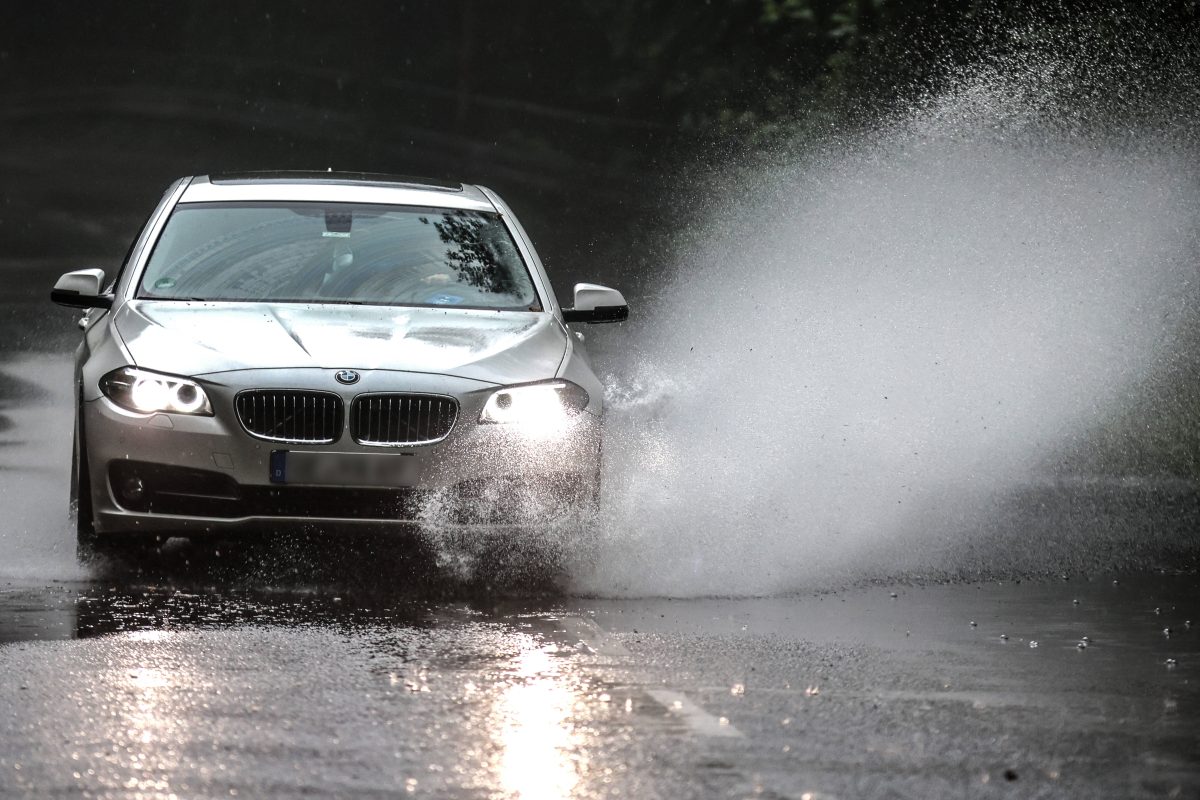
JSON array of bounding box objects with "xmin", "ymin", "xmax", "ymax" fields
[{"xmin": 114, "ymin": 301, "xmax": 567, "ymax": 385}]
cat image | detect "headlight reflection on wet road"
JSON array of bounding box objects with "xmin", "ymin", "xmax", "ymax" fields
[
  {"xmin": 493, "ymin": 647, "xmax": 586, "ymax": 800},
  {"xmin": 95, "ymin": 631, "xmax": 193, "ymax": 798}
]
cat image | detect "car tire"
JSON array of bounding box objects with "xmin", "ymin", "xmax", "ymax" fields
[
  {"xmin": 587, "ymin": 464, "xmax": 602, "ymax": 510},
  {"xmin": 71, "ymin": 403, "xmax": 99, "ymax": 561},
  {"xmin": 585, "ymin": 431, "xmax": 603, "ymax": 511}
]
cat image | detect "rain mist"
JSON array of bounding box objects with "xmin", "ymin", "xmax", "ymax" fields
[{"xmin": 571, "ymin": 23, "xmax": 1200, "ymax": 597}]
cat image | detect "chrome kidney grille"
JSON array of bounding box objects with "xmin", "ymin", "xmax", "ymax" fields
[
  {"xmin": 351, "ymin": 394, "xmax": 458, "ymax": 446},
  {"xmin": 235, "ymin": 390, "xmax": 344, "ymax": 444}
]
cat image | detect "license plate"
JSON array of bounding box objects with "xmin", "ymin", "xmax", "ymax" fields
[{"xmin": 270, "ymin": 450, "xmax": 417, "ymax": 488}]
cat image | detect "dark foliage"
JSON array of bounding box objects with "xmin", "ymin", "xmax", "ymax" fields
[
  {"xmin": 7, "ymin": 1, "xmax": 1195, "ymax": 160},
  {"xmin": 421, "ymin": 212, "xmax": 521, "ymax": 298}
]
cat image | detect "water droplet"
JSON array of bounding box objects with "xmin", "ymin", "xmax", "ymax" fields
[
  {"xmin": 1081, "ymin": 635, "xmax": 1091, "ymax": 643},
  {"xmin": 969, "ymin": 621, "xmax": 977, "ymax": 627},
  {"xmin": 1072, "ymin": 599, "xmax": 1080, "ymax": 605},
  {"xmin": 889, "ymin": 592, "xmax": 898, "ymax": 598},
  {"xmin": 1000, "ymin": 633, "xmax": 1009, "ymax": 641},
  {"xmin": 1076, "ymin": 641, "xmax": 1088, "ymax": 649}
]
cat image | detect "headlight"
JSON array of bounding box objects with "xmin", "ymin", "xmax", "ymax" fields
[
  {"xmin": 99, "ymin": 367, "xmax": 213, "ymax": 416},
  {"xmin": 480, "ymin": 380, "xmax": 589, "ymax": 426}
]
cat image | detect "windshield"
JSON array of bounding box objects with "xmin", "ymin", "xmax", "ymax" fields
[{"xmin": 138, "ymin": 202, "xmax": 541, "ymax": 310}]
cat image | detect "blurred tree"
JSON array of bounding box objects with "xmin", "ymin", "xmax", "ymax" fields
[{"xmin": 2, "ymin": 0, "xmax": 1195, "ymax": 181}]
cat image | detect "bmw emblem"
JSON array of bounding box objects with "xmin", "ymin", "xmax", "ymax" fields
[{"xmin": 335, "ymin": 369, "xmax": 360, "ymax": 385}]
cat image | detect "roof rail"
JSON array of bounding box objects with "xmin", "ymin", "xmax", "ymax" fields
[{"xmin": 208, "ymin": 171, "xmax": 463, "ymax": 192}]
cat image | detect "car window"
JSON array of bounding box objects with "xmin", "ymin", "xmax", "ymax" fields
[{"xmin": 137, "ymin": 202, "xmax": 541, "ymax": 310}]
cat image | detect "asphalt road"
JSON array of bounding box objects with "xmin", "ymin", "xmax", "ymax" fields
[{"xmin": 1, "ymin": 354, "xmax": 1198, "ymax": 799}]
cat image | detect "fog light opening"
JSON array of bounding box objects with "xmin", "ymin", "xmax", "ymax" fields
[{"xmin": 121, "ymin": 476, "xmax": 147, "ymax": 503}]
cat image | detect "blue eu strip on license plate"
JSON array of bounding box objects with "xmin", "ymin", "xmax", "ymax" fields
[{"xmin": 269, "ymin": 450, "xmax": 287, "ymax": 483}]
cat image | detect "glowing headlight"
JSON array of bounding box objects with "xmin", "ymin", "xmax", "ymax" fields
[
  {"xmin": 99, "ymin": 367, "xmax": 213, "ymax": 416},
  {"xmin": 480, "ymin": 380, "xmax": 589, "ymax": 426}
]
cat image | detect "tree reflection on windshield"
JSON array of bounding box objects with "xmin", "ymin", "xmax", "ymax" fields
[{"xmin": 422, "ymin": 211, "xmax": 522, "ymax": 297}]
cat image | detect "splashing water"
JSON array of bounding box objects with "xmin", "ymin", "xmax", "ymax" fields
[{"xmin": 570, "ymin": 33, "xmax": 1200, "ymax": 596}]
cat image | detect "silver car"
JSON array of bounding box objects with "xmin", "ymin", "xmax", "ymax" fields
[{"xmin": 52, "ymin": 172, "xmax": 628, "ymax": 557}]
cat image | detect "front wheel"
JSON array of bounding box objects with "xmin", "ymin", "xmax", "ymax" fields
[{"xmin": 70, "ymin": 411, "xmax": 98, "ymax": 561}]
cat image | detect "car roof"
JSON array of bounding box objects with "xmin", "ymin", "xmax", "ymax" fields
[{"xmin": 179, "ymin": 171, "xmax": 497, "ymax": 212}]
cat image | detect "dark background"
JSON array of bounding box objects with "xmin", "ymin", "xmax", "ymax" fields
[{"xmin": 10, "ymin": 0, "xmax": 1195, "ymax": 324}]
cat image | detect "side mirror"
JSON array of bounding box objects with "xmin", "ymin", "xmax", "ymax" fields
[
  {"xmin": 51, "ymin": 269, "xmax": 112, "ymax": 309},
  {"xmin": 562, "ymin": 282, "xmax": 629, "ymax": 324}
]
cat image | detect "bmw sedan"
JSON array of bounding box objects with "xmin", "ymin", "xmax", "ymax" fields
[{"xmin": 51, "ymin": 172, "xmax": 628, "ymax": 557}]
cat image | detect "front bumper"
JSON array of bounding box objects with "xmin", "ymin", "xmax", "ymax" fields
[{"xmin": 84, "ymin": 372, "xmax": 601, "ymax": 537}]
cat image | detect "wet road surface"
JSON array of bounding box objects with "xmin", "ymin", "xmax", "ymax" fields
[
  {"xmin": 1, "ymin": 571, "xmax": 1198, "ymax": 799},
  {"xmin": 2, "ymin": 354, "xmax": 1199, "ymax": 799}
]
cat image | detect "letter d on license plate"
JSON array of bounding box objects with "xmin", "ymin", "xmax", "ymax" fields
[{"xmin": 270, "ymin": 450, "xmax": 416, "ymax": 488}]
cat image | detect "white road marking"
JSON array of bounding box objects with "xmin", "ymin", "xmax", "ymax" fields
[
  {"xmin": 556, "ymin": 615, "xmax": 631, "ymax": 656},
  {"xmin": 645, "ymin": 688, "xmax": 744, "ymax": 738},
  {"xmin": 557, "ymin": 615, "xmax": 745, "ymax": 739}
]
